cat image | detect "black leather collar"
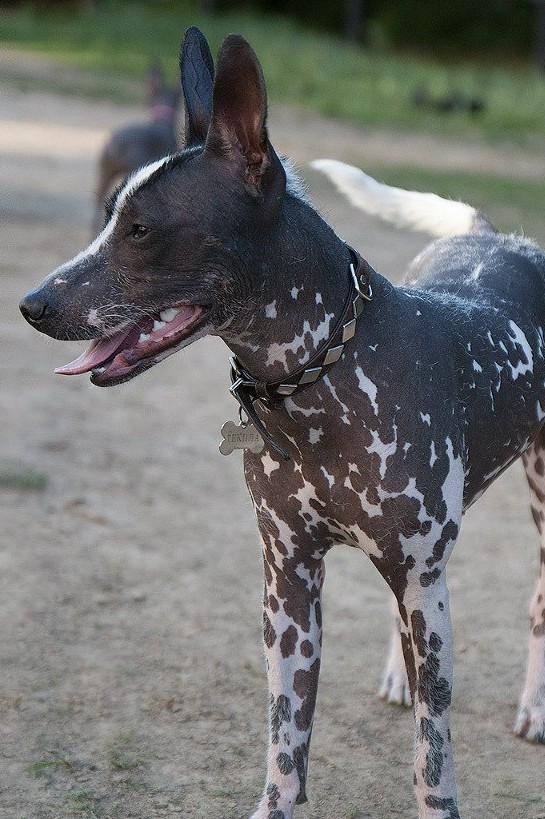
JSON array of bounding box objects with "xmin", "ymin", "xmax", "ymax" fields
[{"xmin": 229, "ymin": 245, "xmax": 373, "ymax": 460}]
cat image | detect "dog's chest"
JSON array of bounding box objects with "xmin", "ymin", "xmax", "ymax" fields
[
  {"xmin": 244, "ymin": 353, "xmax": 463, "ymax": 562},
  {"xmin": 243, "ymin": 293, "xmax": 545, "ymax": 558}
]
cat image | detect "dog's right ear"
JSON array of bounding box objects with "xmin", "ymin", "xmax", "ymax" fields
[
  {"xmin": 204, "ymin": 34, "xmax": 285, "ymax": 211},
  {"xmin": 180, "ymin": 27, "xmax": 214, "ymax": 147}
]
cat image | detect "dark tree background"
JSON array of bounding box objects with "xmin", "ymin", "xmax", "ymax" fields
[
  {"xmin": 205, "ymin": 0, "xmax": 535, "ymax": 59},
  {"xmin": 2, "ymin": 0, "xmax": 539, "ymax": 62}
]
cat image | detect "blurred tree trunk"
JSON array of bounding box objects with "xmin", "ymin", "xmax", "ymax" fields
[
  {"xmin": 536, "ymin": 0, "xmax": 545, "ymax": 70},
  {"xmin": 344, "ymin": 0, "xmax": 364, "ymax": 43}
]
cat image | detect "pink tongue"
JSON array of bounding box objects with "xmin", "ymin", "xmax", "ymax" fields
[{"xmin": 54, "ymin": 328, "xmax": 133, "ymax": 375}]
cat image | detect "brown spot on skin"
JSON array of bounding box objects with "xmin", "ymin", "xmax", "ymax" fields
[
  {"xmin": 276, "ymin": 752, "xmax": 295, "ymax": 775},
  {"xmin": 293, "ymin": 742, "xmax": 309, "ymax": 804},
  {"xmin": 293, "ymin": 659, "xmax": 320, "ymax": 732},
  {"xmin": 270, "ymin": 694, "xmax": 291, "ymax": 744},
  {"xmin": 267, "ymin": 783, "xmax": 280, "ymax": 807},
  {"xmin": 263, "ymin": 612, "xmax": 276, "ymax": 648},
  {"xmin": 425, "ymin": 796, "xmax": 460, "ymax": 819},
  {"xmin": 269, "ymin": 594, "xmax": 280, "ymax": 613},
  {"xmin": 419, "ymin": 717, "xmax": 444, "ymax": 787},
  {"xmin": 418, "ymin": 653, "xmax": 452, "ymax": 716},
  {"xmin": 536, "ymin": 456, "xmax": 545, "ymax": 476},
  {"xmin": 280, "ymin": 625, "xmax": 298, "ymax": 658},
  {"xmin": 425, "ymin": 520, "xmax": 458, "ymax": 568},
  {"xmin": 411, "ymin": 610, "xmax": 428, "ymax": 658},
  {"xmin": 300, "ymin": 639, "xmax": 313, "ymax": 658},
  {"xmin": 420, "ymin": 568, "xmax": 441, "ymax": 587},
  {"xmin": 366, "ymin": 485, "xmax": 381, "ymax": 506}
]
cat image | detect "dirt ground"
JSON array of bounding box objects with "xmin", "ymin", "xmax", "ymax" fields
[{"xmin": 2, "ymin": 53, "xmax": 545, "ymax": 819}]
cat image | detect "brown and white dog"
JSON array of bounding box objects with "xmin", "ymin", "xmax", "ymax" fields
[{"xmin": 20, "ymin": 27, "xmax": 545, "ymax": 819}]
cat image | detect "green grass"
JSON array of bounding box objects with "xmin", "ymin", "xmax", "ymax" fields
[
  {"xmin": 108, "ymin": 733, "xmax": 145, "ymax": 773},
  {"xmin": 2, "ymin": 1, "xmax": 545, "ymax": 143},
  {"xmin": 0, "ymin": 465, "xmax": 48, "ymax": 490},
  {"xmin": 27, "ymin": 750, "xmax": 73, "ymax": 777},
  {"xmin": 69, "ymin": 789, "xmax": 103, "ymax": 817}
]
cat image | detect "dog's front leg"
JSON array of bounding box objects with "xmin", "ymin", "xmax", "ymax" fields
[
  {"xmin": 251, "ymin": 524, "xmax": 326, "ymax": 819},
  {"xmin": 399, "ymin": 572, "xmax": 460, "ymax": 819}
]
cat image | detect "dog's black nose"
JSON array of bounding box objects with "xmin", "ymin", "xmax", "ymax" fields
[{"xmin": 19, "ymin": 291, "xmax": 49, "ymax": 325}]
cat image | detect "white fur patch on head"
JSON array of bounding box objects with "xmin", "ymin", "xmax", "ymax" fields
[{"xmin": 53, "ymin": 155, "xmax": 174, "ymax": 279}]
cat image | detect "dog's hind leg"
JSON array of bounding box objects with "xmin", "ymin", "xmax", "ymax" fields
[
  {"xmin": 515, "ymin": 432, "xmax": 545, "ymax": 743},
  {"xmin": 378, "ymin": 593, "xmax": 412, "ymax": 706},
  {"xmin": 251, "ymin": 518, "xmax": 327, "ymax": 819}
]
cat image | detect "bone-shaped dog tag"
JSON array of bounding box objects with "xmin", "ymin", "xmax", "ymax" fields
[{"xmin": 219, "ymin": 420, "xmax": 264, "ymax": 456}]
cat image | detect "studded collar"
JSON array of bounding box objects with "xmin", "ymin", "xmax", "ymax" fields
[{"xmin": 228, "ymin": 244, "xmax": 374, "ymax": 460}]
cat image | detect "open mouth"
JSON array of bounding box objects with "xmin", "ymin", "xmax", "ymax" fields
[{"xmin": 54, "ymin": 303, "xmax": 208, "ymax": 386}]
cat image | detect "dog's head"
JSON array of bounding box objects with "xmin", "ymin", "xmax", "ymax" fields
[{"xmin": 19, "ymin": 27, "xmax": 287, "ymax": 386}]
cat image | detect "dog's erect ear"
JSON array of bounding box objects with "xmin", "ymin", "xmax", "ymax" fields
[
  {"xmin": 205, "ymin": 34, "xmax": 285, "ymax": 203},
  {"xmin": 180, "ymin": 27, "xmax": 214, "ymax": 147}
]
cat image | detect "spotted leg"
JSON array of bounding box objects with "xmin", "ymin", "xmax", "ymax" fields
[
  {"xmin": 515, "ymin": 435, "xmax": 545, "ymax": 743},
  {"xmin": 398, "ymin": 570, "xmax": 460, "ymax": 819},
  {"xmin": 251, "ymin": 521, "xmax": 326, "ymax": 819},
  {"xmin": 378, "ymin": 592, "xmax": 412, "ymax": 706}
]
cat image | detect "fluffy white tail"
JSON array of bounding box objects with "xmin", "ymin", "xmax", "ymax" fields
[{"xmin": 311, "ymin": 158, "xmax": 479, "ymax": 239}]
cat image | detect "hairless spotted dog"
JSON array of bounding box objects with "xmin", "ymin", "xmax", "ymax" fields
[{"xmin": 20, "ymin": 26, "xmax": 545, "ymax": 819}]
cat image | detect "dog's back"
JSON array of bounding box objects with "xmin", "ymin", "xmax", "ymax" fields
[
  {"xmin": 312, "ymin": 158, "xmax": 545, "ymax": 324},
  {"xmin": 313, "ymin": 158, "xmax": 545, "ymax": 505}
]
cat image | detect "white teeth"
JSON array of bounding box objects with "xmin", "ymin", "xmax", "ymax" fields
[
  {"xmin": 139, "ymin": 333, "xmax": 151, "ymax": 343},
  {"xmin": 152, "ymin": 319, "xmax": 166, "ymax": 332},
  {"xmin": 95, "ymin": 367, "xmax": 106, "ymax": 374},
  {"xmin": 159, "ymin": 308, "xmax": 180, "ymax": 323}
]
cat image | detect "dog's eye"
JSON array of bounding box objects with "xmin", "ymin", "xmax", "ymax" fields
[{"xmin": 131, "ymin": 224, "xmax": 149, "ymax": 240}]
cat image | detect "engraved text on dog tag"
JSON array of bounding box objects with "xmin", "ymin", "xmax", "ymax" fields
[{"xmin": 219, "ymin": 420, "xmax": 264, "ymax": 456}]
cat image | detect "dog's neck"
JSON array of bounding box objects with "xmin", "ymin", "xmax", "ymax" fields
[{"xmin": 218, "ymin": 197, "xmax": 354, "ymax": 384}]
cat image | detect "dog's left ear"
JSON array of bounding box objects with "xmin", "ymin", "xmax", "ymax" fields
[
  {"xmin": 205, "ymin": 34, "xmax": 285, "ymax": 206},
  {"xmin": 180, "ymin": 27, "xmax": 215, "ymax": 146}
]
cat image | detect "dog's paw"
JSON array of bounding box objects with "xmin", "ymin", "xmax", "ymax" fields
[
  {"xmin": 514, "ymin": 705, "xmax": 545, "ymax": 743},
  {"xmin": 378, "ymin": 670, "xmax": 412, "ymax": 707}
]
